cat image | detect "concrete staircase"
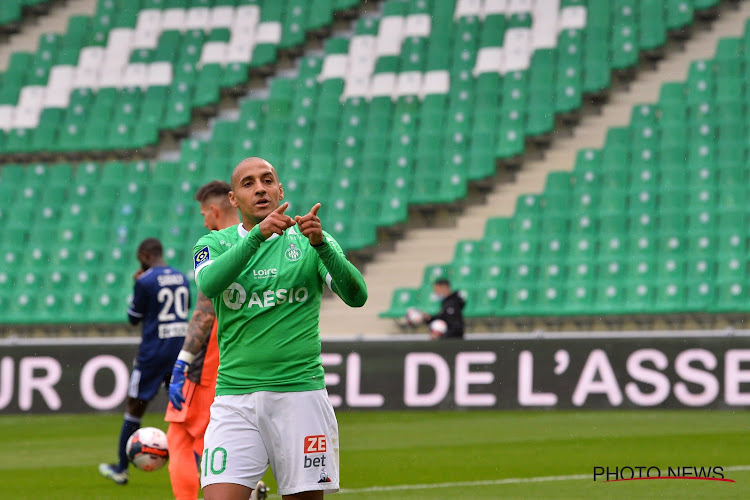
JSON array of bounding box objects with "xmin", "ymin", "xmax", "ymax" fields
[
  {"xmin": 0, "ymin": 0, "xmax": 97, "ymax": 71},
  {"xmin": 318, "ymin": 1, "xmax": 750, "ymax": 338}
]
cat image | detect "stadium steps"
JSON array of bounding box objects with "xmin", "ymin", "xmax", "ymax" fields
[
  {"xmin": 0, "ymin": 1, "xmax": 57, "ymax": 38},
  {"xmin": 318, "ymin": 0, "xmax": 750, "ymax": 337},
  {"xmin": 0, "ymin": 0, "xmax": 97, "ymax": 71}
]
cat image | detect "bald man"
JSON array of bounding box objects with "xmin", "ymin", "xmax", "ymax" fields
[
  {"xmin": 166, "ymin": 180, "xmax": 260, "ymax": 500},
  {"xmin": 192, "ymin": 158, "xmax": 368, "ymax": 500}
]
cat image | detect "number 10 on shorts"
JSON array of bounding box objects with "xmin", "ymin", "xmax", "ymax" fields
[{"xmin": 202, "ymin": 447, "xmax": 227, "ymax": 477}]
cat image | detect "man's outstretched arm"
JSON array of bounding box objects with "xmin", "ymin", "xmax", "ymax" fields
[
  {"xmin": 315, "ymin": 243, "xmax": 368, "ymax": 308},
  {"xmin": 295, "ymin": 203, "xmax": 368, "ymax": 308}
]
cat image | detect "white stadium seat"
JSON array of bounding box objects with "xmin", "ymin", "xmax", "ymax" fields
[
  {"xmin": 507, "ymin": 0, "xmax": 533, "ymax": 15},
  {"xmin": 404, "ymin": 14, "xmax": 431, "ymax": 37},
  {"xmin": 234, "ymin": 5, "xmax": 260, "ymax": 31},
  {"xmin": 98, "ymin": 64, "xmax": 124, "ymax": 88},
  {"xmin": 226, "ymin": 40, "xmax": 255, "ymax": 63},
  {"xmin": 43, "ymin": 87, "xmax": 71, "ymax": 108},
  {"xmin": 482, "ymin": 0, "xmax": 509, "ymax": 16},
  {"xmin": 503, "ymin": 28, "xmax": 532, "ymax": 72},
  {"xmin": 132, "ymin": 26, "xmax": 160, "ymax": 49},
  {"xmin": 349, "ymin": 35, "xmax": 376, "ymax": 58},
  {"xmin": 210, "ymin": 6, "xmax": 235, "ymax": 29},
  {"xmin": 107, "ymin": 28, "xmax": 134, "ymax": 52},
  {"xmin": 135, "ymin": 9, "xmax": 161, "ymax": 33},
  {"xmin": 318, "ymin": 54, "xmax": 349, "ymax": 81},
  {"xmin": 348, "ymin": 36, "xmax": 377, "ymax": 77},
  {"xmin": 72, "ymin": 67, "xmax": 99, "ymax": 89},
  {"xmin": 200, "ymin": 41, "xmax": 228, "ymax": 65},
  {"xmin": 13, "ymin": 106, "xmax": 41, "ymax": 129},
  {"xmin": 123, "ymin": 64, "xmax": 149, "ymax": 88},
  {"xmin": 104, "ymin": 28, "xmax": 134, "ymax": 68},
  {"xmin": 370, "ymin": 72, "xmax": 396, "ymax": 98},
  {"xmin": 395, "ymin": 71, "xmax": 422, "ymax": 98},
  {"xmin": 342, "ymin": 75, "xmax": 371, "ymax": 101},
  {"xmin": 375, "ymin": 16, "xmax": 404, "ymax": 56},
  {"xmin": 349, "ymin": 52, "xmax": 376, "ymax": 78},
  {"xmin": 420, "ymin": 70, "xmax": 451, "ymax": 98},
  {"xmin": 532, "ymin": 0, "xmax": 560, "ymax": 48},
  {"xmin": 473, "ymin": 47, "xmax": 504, "ymax": 76},
  {"xmin": 455, "ymin": 0, "xmax": 482, "ymax": 19},
  {"xmin": 148, "ymin": 62, "xmax": 173, "ymax": 86},
  {"xmin": 47, "ymin": 66, "xmax": 75, "ymax": 91},
  {"xmin": 558, "ymin": 6, "xmax": 587, "ymax": 31},
  {"xmin": 230, "ymin": 22, "xmax": 255, "ymax": 45},
  {"xmin": 161, "ymin": 8, "xmax": 186, "ymax": 31},
  {"xmin": 0, "ymin": 106, "xmax": 13, "ymax": 131},
  {"xmin": 78, "ymin": 47, "xmax": 105, "ymax": 71},
  {"xmin": 18, "ymin": 86, "xmax": 45, "ymax": 111},
  {"xmin": 186, "ymin": 7, "xmax": 211, "ymax": 31},
  {"xmin": 256, "ymin": 22, "xmax": 282, "ymax": 44},
  {"xmin": 132, "ymin": 11, "xmax": 160, "ymax": 50}
]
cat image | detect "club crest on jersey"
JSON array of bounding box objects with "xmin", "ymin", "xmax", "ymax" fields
[
  {"xmin": 194, "ymin": 246, "xmax": 210, "ymax": 269},
  {"xmin": 285, "ymin": 243, "xmax": 301, "ymax": 262}
]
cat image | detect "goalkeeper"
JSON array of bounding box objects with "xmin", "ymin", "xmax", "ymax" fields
[
  {"xmin": 165, "ymin": 181, "xmax": 263, "ymax": 500},
  {"xmin": 195, "ymin": 157, "xmax": 367, "ymax": 500}
]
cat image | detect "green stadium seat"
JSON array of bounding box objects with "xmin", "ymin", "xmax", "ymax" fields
[
  {"xmin": 640, "ymin": 0, "xmax": 668, "ymax": 51},
  {"xmin": 380, "ymin": 287, "xmax": 419, "ymax": 319}
]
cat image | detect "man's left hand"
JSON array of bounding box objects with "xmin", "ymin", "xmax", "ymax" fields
[
  {"xmin": 295, "ymin": 203, "xmax": 324, "ymax": 246},
  {"xmin": 168, "ymin": 360, "xmax": 189, "ymax": 410}
]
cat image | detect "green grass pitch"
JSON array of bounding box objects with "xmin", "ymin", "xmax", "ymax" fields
[{"xmin": 2, "ymin": 410, "xmax": 748, "ymax": 499}]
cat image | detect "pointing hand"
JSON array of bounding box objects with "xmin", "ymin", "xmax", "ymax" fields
[
  {"xmin": 259, "ymin": 202, "xmax": 296, "ymax": 239},
  {"xmin": 295, "ymin": 203, "xmax": 323, "ymax": 246}
]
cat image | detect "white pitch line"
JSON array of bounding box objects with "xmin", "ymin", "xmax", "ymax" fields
[
  {"xmin": 334, "ymin": 465, "xmax": 750, "ymax": 495},
  {"xmin": 337, "ymin": 474, "xmax": 590, "ymax": 494},
  {"xmin": 258, "ymin": 465, "xmax": 750, "ymax": 497}
]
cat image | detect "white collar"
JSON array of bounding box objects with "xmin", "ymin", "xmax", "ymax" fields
[{"xmin": 237, "ymin": 223, "xmax": 279, "ymax": 240}]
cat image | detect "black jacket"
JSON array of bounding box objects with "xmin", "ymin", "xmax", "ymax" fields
[{"xmin": 429, "ymin": 291, "xmax": 465, "ymax": 338}]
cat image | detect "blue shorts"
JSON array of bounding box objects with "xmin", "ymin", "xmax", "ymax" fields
[{"xmin": 128, "ymin": 360, "xmax": 171, "ymax": 401}]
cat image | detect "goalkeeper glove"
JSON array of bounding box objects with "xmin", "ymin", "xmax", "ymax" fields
[{"xmin": 169, "ymin": 352, "xmax": 193, "ymax": 410}]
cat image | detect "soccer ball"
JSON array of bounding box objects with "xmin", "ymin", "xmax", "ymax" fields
[
  {"xmin": 429, "ymin": 319, "xmax": 448, "ymax": 336},
  {"xmin": 126, "ymin": 427, "xmax": 169, "ymax": 471},
  {"xmin": 405, "ymin": 307, "xmax": 424, "ymax": 326}
]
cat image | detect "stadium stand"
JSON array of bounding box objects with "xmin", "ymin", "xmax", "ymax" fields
[
  {"xmin": 0, "ymin": 1, "xmax": 361, "ymax": 326},
  {"xmin": 138, "ymin": 0, "xmax": 617, "ymax": 254},
  {"xmin": 0, "ymin": 0, "xmax": 359, "ymax": 156},
  {"xmin": 0, "ymin": 0, "xmax": 741, "ymax": 333},
  {"xmin": 382, "ymin": 12, "xmax": 750, "ymax": 328}
]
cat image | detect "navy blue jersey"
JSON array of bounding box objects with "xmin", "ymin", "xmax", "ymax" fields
[{"xmin": 127, "ymin": 266, "xmax": 191, "ymax": 366}]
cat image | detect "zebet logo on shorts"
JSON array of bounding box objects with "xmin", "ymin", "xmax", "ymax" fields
[
  {"xmin": 304, "ymin": 435, "xmax": 326, "ymax": 454},
  {"xmin": 303, "ymin": 435, "xmax": 332, "ymax": 483}
]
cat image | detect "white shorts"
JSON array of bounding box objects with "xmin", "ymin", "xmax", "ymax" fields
[{"xmin": 200, "ymin": 389, "xmax": 340, "ymax": 496}]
